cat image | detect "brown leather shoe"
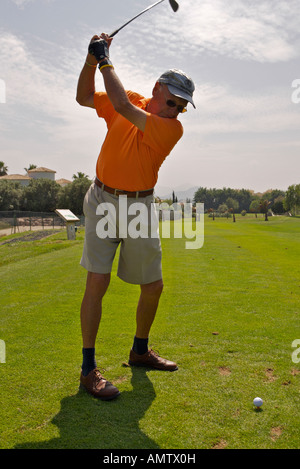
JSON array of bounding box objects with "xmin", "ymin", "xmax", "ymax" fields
[
  {"xmin": 129, "ymin": 349, "xmax": 178, "ymax": 371},
  {"xmin": 80, "ymin": 368, "xmax": 120, "ymax": 400}
]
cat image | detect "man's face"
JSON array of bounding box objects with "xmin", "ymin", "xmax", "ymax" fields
[{"xmin": 149, "ymin": 83, "xmax": 188, "ymax": 118}]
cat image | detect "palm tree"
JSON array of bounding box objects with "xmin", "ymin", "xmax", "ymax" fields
[
  {"xmin": 24, "ymin": 164, "xmax": 37, "ymax": 173},
  {"xmin": 208, "ymin": 208, "xmax": 215, "ymax": 220},
  {"xmin": 226, "ymin": 197, "xmax": 239, "ymax": 222},
  {"xmin": 259, "ymin": 200, "xmax": 271, "ymax": 221},
  {"xmin": 0, "ymin": 161, "xmax": 8, "ymax": 176},
  {"xmin": 72, "ymin": 172, "xmax": 89, "ymax": 179}
]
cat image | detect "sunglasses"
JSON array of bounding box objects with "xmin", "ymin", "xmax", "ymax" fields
[{"xmin": 161, "ymin": 86, "xmax": 187, "ymax": 113}]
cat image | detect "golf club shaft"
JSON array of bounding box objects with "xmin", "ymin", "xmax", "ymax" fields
[{"xmin": 109, "ymin": 0, "xmax": 165, "ymax": 37}]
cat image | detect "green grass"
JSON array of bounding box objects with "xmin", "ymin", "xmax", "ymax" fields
[{"xmin": 0, "ymin": 216, "xmax": 299, "ymax": 449}]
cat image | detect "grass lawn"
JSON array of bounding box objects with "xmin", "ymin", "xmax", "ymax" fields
[{"xmin": 0, "ymin": 215, "xmax": 299, "ymax": 449}]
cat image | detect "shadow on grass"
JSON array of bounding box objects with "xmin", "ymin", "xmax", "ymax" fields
[{"xmin": 15, "ymin": 367, "xmax": 160, "ymax": 449}]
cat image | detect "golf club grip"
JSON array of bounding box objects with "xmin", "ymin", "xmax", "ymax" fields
[{"xmin": 109, "ymin": 30, "xmax": 119, "ymax": 38}]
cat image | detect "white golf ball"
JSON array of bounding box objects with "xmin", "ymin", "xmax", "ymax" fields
[{"xmin": 253, "ymin": 397, "xmax": 263, "ymax": 408}]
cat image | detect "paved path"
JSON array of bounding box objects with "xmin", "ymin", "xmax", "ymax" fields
[{"xmin": 0, "ymin": 225, "xmax": 64, "ymax": 237}]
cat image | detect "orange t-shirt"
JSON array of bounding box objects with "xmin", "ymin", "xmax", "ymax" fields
[{"xmin": 94, "ymin": 90, "xmax": 183, "ymax": 191}]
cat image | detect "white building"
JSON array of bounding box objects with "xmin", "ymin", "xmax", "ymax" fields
[
  {"xmin": 0, "ymin": 174, "xmax": 31, "ymax": 186},
  {"xmin": 0, "ymin": 167, "xmax": 57, "ymax": 186},
  {"xmin": 27, "ymin": 167, "xmax": 56, "ymax": 180}
]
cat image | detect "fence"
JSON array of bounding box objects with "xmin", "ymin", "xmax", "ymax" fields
[{"xmin": 0, "ymin": 211, "xmax": 85, "ymax": 234}]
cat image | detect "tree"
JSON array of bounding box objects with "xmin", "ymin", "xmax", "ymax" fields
[
  {"xmin": 194, "ymin": 187, "xmax": 217, "ymax": 210},
  {"xmin": 249, "ymin": 199, "xmax": 260, "ymax": 218},
  {"xmin": 226, "ymin": 197, "xmax": 239, "ymax": 222},
  {"xmin": 207, "ymin": 208, "xmax": 215, "ymax": 220},
  {"xmin": 284, "ymin": 184, "xmax": 300, "ymax": 215},
  {"xmin": 24, "ymin": 164, "xmax": 37, "ymax": 173},
  {"xmin": 73, "ymin": 172, "xmax": 89, "ymax": 179},
  {"xmin": 0, "ymin": 161, "xmax": 8, "ymax": 176},
  {"xmin": 236, "ymin": 188, "xmax": 253, "ymax": 212},
  {"xmin": 22, "ymin": 179, "xmax": 60, "ymax": 212},
  {"xmin": 58, "ymin": 177, "xmax": 91, "ymax": 215},
  {"xmin": 259, "ymin": 200, "xmax": 271, "ymax": 221},
  {"xmin": 193, "ymin": 186, "xmax": 253, "ymax": 212},
  {"xmin": 0, "ymin": 181, "xmax": 22, "ymax": 210},
  {"xmin": 172, "ymin": 191, "xmax": 178, "ymax": 203},
  {"xmin": 264, "ymin": 189, "xmax": 285, "ymax": 205},
  {"xmin": 272, "ymin": 196, "xmax": 285, "ymax": 214},
  {"xmin": 218, "ymin": 203, "xmax": 228, "ymax": 214}
]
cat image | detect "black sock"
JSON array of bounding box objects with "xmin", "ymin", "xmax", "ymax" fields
[
  {"xmin": 82, "ymin": 348, "xmax": 97, "ymax": 376},
  {"xmin": 133, "ymin": 336, "xmax": 148, "ymax": 355}
]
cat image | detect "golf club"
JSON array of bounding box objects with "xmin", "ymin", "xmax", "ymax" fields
[{"xmin": 109, "ymin": 0, "xmax": 179, "ymax": 38}]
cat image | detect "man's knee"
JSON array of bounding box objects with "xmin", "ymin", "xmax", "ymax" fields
[
  {"xmin": 141, "ymin": 279, "xmax": 164, "ymax": 298},
  {"xmin": 85, "ymin": 272, "xmax": 111, "ymax": 299}
]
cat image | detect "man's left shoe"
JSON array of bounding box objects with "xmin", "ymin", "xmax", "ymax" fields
[{"xmin": 129, "ymin": 349, "xmax": 178, "ymax": 371}]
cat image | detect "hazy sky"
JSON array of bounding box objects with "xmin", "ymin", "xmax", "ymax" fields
[{"xmin": 1, "ymin": 0, "xmax": 299, "ymax": 194}]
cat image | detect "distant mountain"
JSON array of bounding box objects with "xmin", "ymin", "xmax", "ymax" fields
[{"xmin": 155, "ymin": 185, "xmax": 199, "ymax": 202}]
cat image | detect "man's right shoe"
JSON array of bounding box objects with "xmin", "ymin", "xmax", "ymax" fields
[{"xmin": 80, "ymin": 368, "xmax": 120, "ymax": 400}]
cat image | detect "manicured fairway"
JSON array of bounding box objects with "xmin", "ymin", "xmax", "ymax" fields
[{"xmin": 0, "ymin": 216, "xmax": 299, "ymax": 449}]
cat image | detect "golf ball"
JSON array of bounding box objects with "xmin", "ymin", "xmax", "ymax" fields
[{"xmin": 253, "ymin": 397, "xmax": 263, "ymax": 408}]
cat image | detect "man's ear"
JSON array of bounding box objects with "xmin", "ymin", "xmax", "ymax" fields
[{"xmin": 152, "ymin": 82, "xmax": 161, "ymax": 97}]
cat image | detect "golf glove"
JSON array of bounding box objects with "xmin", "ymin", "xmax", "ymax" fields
[{"xmin": 88, "ymin": 39, "xmax": 109, "ymax": 62}]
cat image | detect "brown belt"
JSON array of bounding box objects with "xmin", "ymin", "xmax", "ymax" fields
[{"xmin": 94, "ymin": 178, "xmax": 154, "ymax": 198}]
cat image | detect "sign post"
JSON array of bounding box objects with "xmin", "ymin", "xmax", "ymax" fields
[{"xmin": 55, "ymin": 209, "xmax": 80, "ymax": 240}]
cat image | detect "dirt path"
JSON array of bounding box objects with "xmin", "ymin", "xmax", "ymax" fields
[
  {"xmin": 0, "ymin": 229, "xmax": 64, "ymax": 245},
  {"xmin": 0, "ymin": 225, "xmax": 64, "ymax": 237}
]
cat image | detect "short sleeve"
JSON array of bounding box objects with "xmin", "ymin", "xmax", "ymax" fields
[
  {"xmin": 143, "ymin": 114, "xmax": 183, "ymax": 156},
  {"xmin": 94, "ymin": 92, "xmax": 115, "ymax": 126}
]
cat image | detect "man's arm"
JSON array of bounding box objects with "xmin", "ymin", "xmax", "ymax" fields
[
  {"xmin": 76, "ymin": 56, "xmax": 97, "ymax": 108},
  {"xmin": 76, "ymin": 33, "xmax": 147, "ymax": 131},
  {"xmin": 76, "ymin": 33, "xmax": 109, "ymax": 108},
  {"xmin": 100, "ymin": 66, "xmax": 147, "ymax": 132}
]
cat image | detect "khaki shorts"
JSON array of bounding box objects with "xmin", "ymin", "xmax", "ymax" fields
[{"xmin": 80, "ymin": 183, "xmax": 162, "ymax": 285}]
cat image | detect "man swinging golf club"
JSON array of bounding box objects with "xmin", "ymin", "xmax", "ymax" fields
[{"xmin": 76, "ymin": 32, "xmax": 195, "ymax": 400}]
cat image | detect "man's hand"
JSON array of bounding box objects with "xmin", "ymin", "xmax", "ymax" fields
[{"xmin": 88, "ymin": 33, "xmax": 113, "ymax": 63}]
